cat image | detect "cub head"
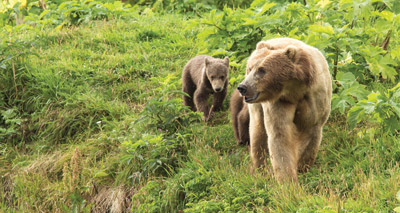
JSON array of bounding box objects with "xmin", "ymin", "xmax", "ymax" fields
[
  {"xmin": 237, "ymin": 44, "xmax": 312, "ymax": 103},
  {"xmin": 204, "ymin": 56, "xmax": 229, "ymax": 93}
]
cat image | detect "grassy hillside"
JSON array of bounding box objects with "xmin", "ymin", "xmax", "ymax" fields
[{"xmin": 1, "ymin": 0, "xmax": 400, "ymax": 212}]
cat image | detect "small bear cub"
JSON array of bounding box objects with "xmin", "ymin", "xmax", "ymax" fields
[{"xmin": 182, "ymin": 55, "xmax": 229, "ymax": 121}]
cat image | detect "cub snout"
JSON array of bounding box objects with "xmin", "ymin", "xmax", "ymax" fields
[{"xmin": 215, "ymin": 87, "xmax": 223, "ymax": 92}]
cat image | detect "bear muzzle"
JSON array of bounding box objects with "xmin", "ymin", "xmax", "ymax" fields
[
  {"xmin": 214, "ymin": 87, "xmax": 223, "ymax": 92},
  {"xmin": 244, "ymin": 93, "xmax": 260, "ymax": 103},
  {"xmin": 237, "ymin": 84, "xmax": 247, "ymax": 95},
  {"xmin": 237, "ymin": 84, "xmax": 259, "ymax": 103}
]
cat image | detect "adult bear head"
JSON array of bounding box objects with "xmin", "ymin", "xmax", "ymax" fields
[{"xmin": 237, "ymin": 44, "xmax": 314, "ymax": 103}]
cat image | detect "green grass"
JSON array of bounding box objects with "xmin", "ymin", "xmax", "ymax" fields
[{"xmin": 1, "ymin": 6, "xmax": 400, "ymax": 213}]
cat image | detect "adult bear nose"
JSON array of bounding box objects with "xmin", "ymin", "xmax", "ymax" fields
[
  {"xmin": 215, "ymin": 87, "xmax": 222, "ymax": 92},
  {"xmin": 237, "ymin": 84, "xmax": 247, "ymax": 95}
]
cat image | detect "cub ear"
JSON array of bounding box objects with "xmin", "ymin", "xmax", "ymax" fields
[
  {"xmin": 204, "ymin": 57, "xmax": 210, "ymax": 67},
  {"xmin": 256, "ymin": 41, "xmax": 273, "ymax": 50},
  {"xmin": 223, "ymin": 56, "xmax": 229, "ymax": 67},
  {"xmin": 285, "ymin": 45, "xmax": 298, "ymax": 62}
]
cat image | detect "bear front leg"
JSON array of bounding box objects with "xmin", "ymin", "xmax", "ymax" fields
[
  {"xmin": 238, "ymin": 107, "xmax": 250, "ymax": 145},
  {"xmin": 264, "ymin": 102, "xmax": 299, "ymax": 182},
  {"xmin": 212, "ymin": 88, "xmax": 227, "ymax": 112},
  {"xmin": 194, "ymin": 89, "xmax": 211, "ymax": 121},
  {"xmin": 232, "ymin": 109, "xmax": 240, "ymax": 144},
  {"xmin": 298, "ymin": 126, "xmax": 323, "ymax": 172},
  {"xmin": 182, "ymin": 74, "xmax": 197, "ymax": 112},
  {"xmin": 183, "ymin": 87, "xmax": 196, "ymax": 112},
  {"xmin": 248, "ymin": 104, "xmax": 268, "ymax": 170}
]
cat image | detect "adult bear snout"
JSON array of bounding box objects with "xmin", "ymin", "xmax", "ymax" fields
[{"xmin": 237, "ymin": 84, "xmax": 247, "ymax": 96}]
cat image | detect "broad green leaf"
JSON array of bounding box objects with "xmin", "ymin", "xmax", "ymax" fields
[
  {"xmin": 94, "ymin": 171, "xmax": 109, "ymax": 178},
  {"xmin": 391, "ymin": 46, "xmax": 400, "ymax": 60},
  {"xmin": 395, "ymin": 14, "xmax": 400, "ymax": 24},
  {"xmin": 257, "ymin": 2, "xmax": 276, "ymax": 16},
  {"xmin": 367, "ymin": 55, "xmax": 398, "ymax": 82},
  {"xmin": 308, "ymin": 24, "xmax": 334, "ymax": 35},
  {"xmin": 385, "ymin": 117, "xmax": 400, "ymax": 133},
  {"xmin": 39, "ymin": 10, "xmax": 51, "ymax": 19},
  {"xmin": 288, "ymin": 28, "xmax": 299, "ymax": 38},
  {"xmin": 390, "ymin": 83, "xmax": 400, "ymax": 93},
  {"xmin": 336, "ymin": 72, "xmax": 356, "ymax": 88},
  {"xmin": 250, "ymin": 0, "xmax": 266, "ymax": 7},
  {"xmin": 376, "ymin": 10, "xmax": 394, "ymax": 21},
  {"xmin": 338, "ymin": 52, "xmax": 353, "ymax": 65},
  {"xmin": 242, "ymin": 18, "xmax": 257, "ymax": 26},
  {"xmin": 391, "ymin": 103, "xmax": 400, "ymax": 118},
  {"xmin": 331, "ymin": 97, "xmax": 349, "ymax": 114},
  {"xmin": 367, "ymin": 92, "xmax": 380, "ymax": 103},
  {"xmin": 380, "ymin": 54, "xmax": 398, "ymax": 66},
  {"xmin": 317, "ymin": 0, "xmax": 331, "ymax": 8},
  {"xmin": 392, "ymin": 1, "xmax": 400, "ymax": 14},
  {"xmin": 339, "ymin": 0, "xmax": 353, "ymax": 8},
  {"xmin": 354, "ymin": 0, "xmax": 374, "ymax": 20},
  {"xmin": 348, "ymin": 105, "xmax": 365, "ymax": 128},
  {"xmin": 197, "ymin": 29, "xmax": 215, "ymax": 41},
  {"xmin": 357, "ymin": 101, "xmax": 375, "ymax": 114},
  {"xmin": 360, "ymin": 45, "xmax": 385, "ymax": 58},
  {"xmin": 345, "ymin": 85, "xmax": 368, "ymax": 100}
]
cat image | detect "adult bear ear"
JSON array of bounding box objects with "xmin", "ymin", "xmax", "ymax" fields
[
  {"xmin": 205, "ymin": 57, "xmax": 210, "ymax": 67},
  {"xmin": 223, "ymin": 56, "xmax": 229, "ymax": 67},
  {"xmin": 256, "ymin": 41, "xmax": 273, "ymax": 50},
  {"xmin": 285, "ymin": 45, "xmax": 298, "ymax": 62}
]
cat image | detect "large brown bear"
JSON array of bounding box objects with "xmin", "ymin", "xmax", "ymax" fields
[
  {"xmin": 230, "ymin": 89, "xmax": 249, "ymax": 146},
  {"xmin": 237, "ymin": 38, "xmax": 332, "ymax": 182},
  {"xmin": 182, "ymin": 55, "xmax": 229, "ymax": 121}
]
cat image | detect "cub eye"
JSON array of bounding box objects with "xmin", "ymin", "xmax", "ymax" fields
[
  {"xmin": 219, "ymin": 76, "xmax": 224, "ymax": 80},
  {"xmin": 257, "ymin": 67, "xmax": 266, "ymax": 76},
  {"xmin": 211, "ymin": 76, "xmax": 216, "ymax": 80}
]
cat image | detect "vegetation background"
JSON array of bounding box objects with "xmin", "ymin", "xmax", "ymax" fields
[{"xmin": 1, "ymin": 0, "xmax": 400, "ymax": 212}]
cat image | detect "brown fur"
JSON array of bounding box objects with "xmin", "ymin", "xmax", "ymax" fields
[
  {"xmin": 230, "ymin": 89, "xmax": 250, "ymax": 146},
  {"xmin": 182, "ymin": 55, "xmax": 229, "ymax": 121},
  {"xmin": 238, "ymin": 38, "xmax": 332, "ymax": 182}
]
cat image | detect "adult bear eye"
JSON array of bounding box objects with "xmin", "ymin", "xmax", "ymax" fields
[{"xmin": 257, "ymin": 67, "xmax": 266, "ymax": 76}]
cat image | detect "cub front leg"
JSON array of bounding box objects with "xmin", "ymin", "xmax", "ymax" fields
[
  {"xmin": 212, "ymin": 88, "xmax": 227, "ymax": 112},
  {"xmin": 248, "ymin": 104, "xmax": 268, "ymax": 171},
  {"xmin": 194, "ymin": 88, "xmax": 211, "ymax": 121},
  {"xmin": 182, "ymin": 84, "xmax": 196, "ymax": 112},
  {"xmin": 263, "ymin": 102, "xmax": 299, "ymax": 182}
]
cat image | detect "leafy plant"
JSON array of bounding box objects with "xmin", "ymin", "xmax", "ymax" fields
[
  {"xmin": 136, "ymin": 74, "xmax": 201, "ymax": 134},
  {"xmin": 130, "ymin": 0, "xmax": 253, "ymax": 14},
  {"xmin": 331, "ymin": 72, "xmax": 369, "ymax": 114},
  {"xmin": 1, "ymin": 0, "xmax": 136, "ymax": 29},
  {"xmin": 348, "ymin": 83, "xmax": 400, "ymax": 135},
  {"xmin": 0, "ymin": 108, "xmax": 22, "ymax": 142},
  {"xmin": 120, "ymin": 132, "xmax": 189, "ymax": 184},
  {"xmin": 196, "ymin": 1, "xmax": 272, "ymax": 61},
  {"xmin": 56, "ymin": 0, "xmax": 108, "ymax": 27}
]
